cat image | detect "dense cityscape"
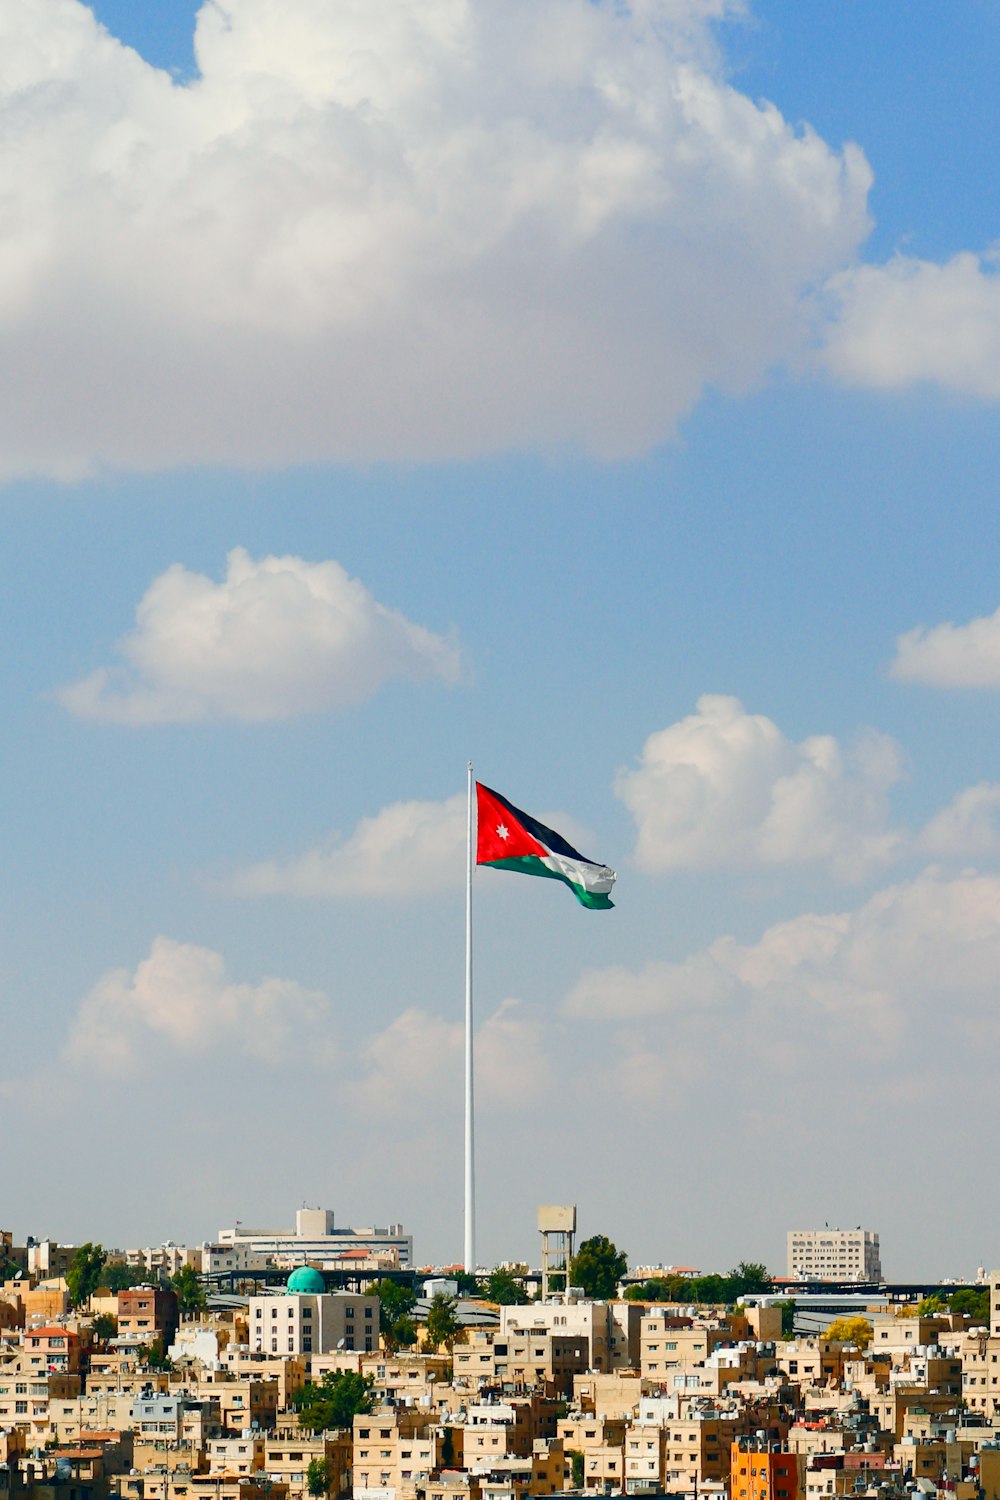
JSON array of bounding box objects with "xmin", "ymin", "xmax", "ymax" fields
[{"xmin": 1, "ymin": 1207, "xmax": 996, "ymax": 1500}]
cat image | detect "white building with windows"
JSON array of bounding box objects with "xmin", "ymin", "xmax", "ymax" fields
[
  {"xmin": 786, "ymin": 1228, "xmax": 881, "ymax": 1282},
  {"xmin": 248, "ymin": 1266, "xmax": 379, "ymax": 1356},
  {"xmin": 219, "ymin": 1206, "xmax": 413, "ymax": 1269}
]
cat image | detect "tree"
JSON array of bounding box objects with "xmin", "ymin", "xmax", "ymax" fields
[
  {"xmin": 144, "ymin": 1338, "xmax": 174, "ymax": 1370},
  {"xmin": 825, "ymin": 1316, "xmax": 872, "ymax": 1349},
  {"xmin": 425, "ymin": 1293, "xmax": 460, "ymax": 1351},
  {"xmin": 102, "ymin": 1262, "xmax": 153, "ymax": 1293},
  {"xmin": 624, "ymin": 1264, "xmax": 772, "ymax": 1308},
  {"xmin": 392, "ymin": 1315, "xmax": 418, "ymax": 1349},
  {"xmin": 482, "ymin": 1268, "xmax": 530, "ymax": 1306},
  {"xmin": 371, "ymin": 1280, "xmax": 418, "ymax": 1349},
  {"xmin": 90, "ymin": 1313, "xmax": 118, "ymax": 1342},
  {"xmin": 67, "ymin": 1243, "xmax": 107, "ymax": 1309},
  {"xmin": 730, "ymin": 1262, "xmax": 772, "ymax": 1296},
  {"xmin": 949, "ymin": 1288, "xmax": 989, "ymax": 1322},
  {"xmin": 306, "ymin": 1458, "xmax": 333, "ymax": 1498},
  {"xmin": 775, "ymin": 1299, "xmax": 796, "ymax": 1338},
  {"xmin": 624, "ymin": 1275, "xmax": 688, "ymax": 1303},
  {"xmin": 172, "ymin": 1264, "xmax": 207, "ymax": 1316},
  {"xmin": 568, "ymin": 1450, "xmax": 585, "ymax": 1489},
  {"xmin": 570, "ymin": 1236, "xmax": 628, "ymax": 1300},
  {"xmin": 293, "ymin": 1371, "xmax": 375, "ymax": 1432},
  {"xmin": 687, "ymin": 1273, "xmax": 728, "ymax": 1304}
]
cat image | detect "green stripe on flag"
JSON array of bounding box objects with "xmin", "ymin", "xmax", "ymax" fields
[{"xmin": 483, "ymin": 855, "xmax": 614, "ymax": 909}]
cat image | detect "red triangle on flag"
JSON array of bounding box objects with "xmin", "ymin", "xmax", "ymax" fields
[{"xmin": 476, "ymin": 782, "xmax": 547, "ymax": 863}]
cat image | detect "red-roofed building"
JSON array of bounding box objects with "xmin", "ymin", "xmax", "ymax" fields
[{"xmin": 23, "ymin": 1326, "xmax": 81, "ymax": 1373}]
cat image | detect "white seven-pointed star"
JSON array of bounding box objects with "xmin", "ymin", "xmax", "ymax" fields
[{"xmin": 496, "ymin": 823, "xmax": 509, "ymax": 841}]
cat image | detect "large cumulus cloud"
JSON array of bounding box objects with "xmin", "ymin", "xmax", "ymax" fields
[
  {"xmin": 0, "ymin": 0, "xmax": 872, "ymax": 477},
  {"xmin": 57, "ymin": 547, "xmax": 460, "ymax": 723}
]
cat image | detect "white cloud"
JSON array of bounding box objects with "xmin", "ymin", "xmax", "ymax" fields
[
  {"xmin": 823, "ymin": 250, "xmax": 1000, "ymax": 399},
  {"xmin": 476, "ymin": 999, "xmax": 552, "ymax": 1105},
  {"xmin": 615, "ymin": 694, "xmax": 903, "ymax": 880},
  {"xmin": 349, "ymin": 999, "xmax": 550, "ymax": 1114},
  {"xmin": 564, "ymin": 867, "xmax": 1000, "ymax": 1088},
  {"xmin": 229, "ymin": 794, "xmax": 466, "ymax": 898},
  {"xmin": 57, "ymin": 547, "xmax": 460, "ymax": 724},
  {"xmin": 921, "ymin": 783, "xmax": 1000, "ymax": 857},
  {"xmin": 0, "ymin": 0, "xmax": 871, "ymax": 477},
  {"xmin": 226, "ymin": 796, "xmax": 594, "ymax": 900},
  {"xmin": 892, "ymin": 603, "xmax": 1000, "ymax": 688},
  {"xmin": 64, "ymin": 935, "xmax": 333, "ymax": 1074}
]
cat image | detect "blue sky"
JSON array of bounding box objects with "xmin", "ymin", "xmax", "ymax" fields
[{"xmin": 2, "ymin": 0, "xmax": 1000, "ymax": 1278}]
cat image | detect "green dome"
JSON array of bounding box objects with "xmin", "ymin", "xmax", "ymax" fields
[{"xmin": 287, "ymin": 1265, "xmax": 326, "ymax": 1295}]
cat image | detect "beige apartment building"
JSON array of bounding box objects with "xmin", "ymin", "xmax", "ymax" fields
[
  {"xmin": 418, "ymin": 1473, "xmax": 482, "ymax": 1500},
  {"xmin": 454, "ymin": 1331, "xmax": 498, "ymax": 1389},
  {"xmin": 0, "ymin": 1360, "xmax": 79, "ymax": 1438},
  {"xmin": 557, "ymin": 1412, "xmax": 627, "ymax": 1487},
  {"xmin": 624, "ymin": 1422, "xmax": 666, "ymax": 1489},
  {"xmin": 265, "ymin": 1430, "xmax": 352, "ymax": 1500},
  {"xmin": 206, "ymin": 1433, "xmax": 266, "ymax": 1475},
  {"xmin": 221, "ymin": 1351, "xmax": 308, "ymax": 1408},
  {"xmin": 132, "ymin": 1436, "xmax": 206, "ymax": 1476},
  {"xmin": 462, "ymin": 1406, "xmax": 534, "ymax": 1467},
  {"xmin": 640, "ymin": 1317, "xmax": 732, "ymax": 1381},
  {"xmin": 461, "ymin": 1397, "xmax": 560, "ymax": 1468},
  {"xmin": 115, "ymin": 1473, "xmax": 291, "ymax": 1500},
  {"xmin": 775, "ymin": 1339, "xmax": 845, "ymax": 1387},
  {"xmin": 188, "ymin": 1373, "xmax": 279, "ymax": 1433},
  {"xmin": 786, "ymin": 1230, "xmax": 881, "ymax": 1282},
  {"xmin": 868, "ymin": 1386, "xmax": 957, "ymax": 1440},
  {"xmin": 309, "ymin": 1351, "xmax": 452, "ymax": 1411},
  {"xmin": 960, "ymin": 1329, "xmax": 1000, "ymax": 1415},
  {"xmin": 1, "ymin": 1279, "xmax": 70, "ymax": 1324},
  {"xmin": 353, "ymin": 1405, "xmax": 443, "ymax": 1500},
  {"xmin": 130, "ymin": 1393, "xmax": 224, "ymax": 1447},
  {"xmin": 493, "ymin": 1331, "xmax": 589, "ymax": 1397},
  {"xmin": 787, "ymin": 1427, "xmax": 846, "ymax": 1459},
  {"xmin": 499, "ymin": 1302, "xmax": 641, "ymax": 1373},
  {"xmin": 623, "ymin": 1395, "xmax": 741, "ymax": 1494},
  {"xmin": 574, "ymin": 1370, "xmax": 645, "ymax": 1419},
  {"xmin": 47, "ymin": 1390, "xmax": 138, "ymax": 1443},
  {"xmin": 868, "ymin": 1313, "xmax": 950, "ymax": 1357},
  {"xmin": 661, "ymin": 1413, "xmax": 740, "ymax": 1493}
]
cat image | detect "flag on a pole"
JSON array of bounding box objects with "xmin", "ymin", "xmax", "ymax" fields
[{"xmin": 476, "ymin": 782, "xmax": 616, "ymax": 909}]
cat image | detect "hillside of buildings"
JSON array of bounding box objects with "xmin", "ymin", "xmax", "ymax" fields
[{"xmin": 1, "ymin": 1212, "xmax": 997, "ymax": 1500}]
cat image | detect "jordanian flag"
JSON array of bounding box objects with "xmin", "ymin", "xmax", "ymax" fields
[{"xmin": 476, "ymin": 782, "xmax": 616, "ymax": 909}]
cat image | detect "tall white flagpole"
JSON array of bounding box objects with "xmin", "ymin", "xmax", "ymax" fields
[{"xmin": 464, "ymin": 761, "xmax": 476, "ymax": 1275}]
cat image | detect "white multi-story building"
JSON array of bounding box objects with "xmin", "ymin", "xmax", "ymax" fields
[
  {"xmin": 248, "ymin": 1268, "xmax": 379, "ymax": 1356},
  {"xmin": 218, "ymin": 1206, "xmax": 413, "ymax": 1269},
  {"xmin": 786, "ymin": 1228, "xmax": 881, "ymax": 1282}
]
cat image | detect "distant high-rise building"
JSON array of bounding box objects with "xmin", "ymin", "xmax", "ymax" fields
[{"xmin": 786, "ymin": 1227, "xmax": 881, "ymax": 1282}]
